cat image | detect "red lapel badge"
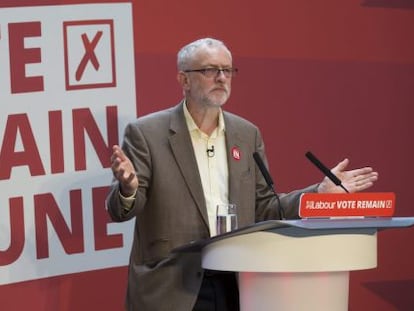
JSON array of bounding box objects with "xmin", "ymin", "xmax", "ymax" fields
[{"xmin": 231, "ymin": 146, "xmax": 241, "ymax": 161}]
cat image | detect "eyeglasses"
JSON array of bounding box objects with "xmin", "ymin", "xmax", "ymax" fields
[{"xmin": 183, "ymin": 67, "xmax": 238, "ymax": 78}]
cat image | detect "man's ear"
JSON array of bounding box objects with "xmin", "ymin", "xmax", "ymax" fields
[{"xmin": 177, "ymin": 71, "xmax": 190, "ymax": 90}]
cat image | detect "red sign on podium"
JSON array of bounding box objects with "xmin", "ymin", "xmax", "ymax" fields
[{"xmin": 299, "ymin": 192, "xmax": 396, "ymax": 218}]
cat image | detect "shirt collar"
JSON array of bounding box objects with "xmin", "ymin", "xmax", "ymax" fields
[{"xmin": 183, "ymin": 100, "xmax": 225, "ymax": 135}]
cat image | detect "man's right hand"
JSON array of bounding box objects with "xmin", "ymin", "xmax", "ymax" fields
[{"xmin": 111, "ymin": 145, "xmax": 139, "ymax": 197}]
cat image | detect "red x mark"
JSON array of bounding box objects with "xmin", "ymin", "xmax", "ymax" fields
[{"xmin": 75, "ymin": 31, "xmax": 103, "ymax": 81}]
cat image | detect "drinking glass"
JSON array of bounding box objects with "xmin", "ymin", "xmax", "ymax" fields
[{"xmin": 216, "ymin": 203, "xmax": 238, "ymax": 235}]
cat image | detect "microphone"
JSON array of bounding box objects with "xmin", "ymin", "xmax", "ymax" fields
[
  {"xmin": 305, "ymin": 151, "xmax": 349, "ymax": 193},
  {"xmin": 207, "ymin": 145, "xmax": 215, "ymax": 157},
  {"xmin": 253, "ymin": 152, "xmax": 286, "ymax": 220}
]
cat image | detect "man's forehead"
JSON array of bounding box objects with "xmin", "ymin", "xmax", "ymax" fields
[{"xmin": 191, "ymin": 47, "xmax": 232, "ymax": 65}]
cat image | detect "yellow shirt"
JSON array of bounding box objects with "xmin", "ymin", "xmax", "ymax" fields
[{"xmin": 183, "ymin": 103, "xmax": 229, "ymax": 236}]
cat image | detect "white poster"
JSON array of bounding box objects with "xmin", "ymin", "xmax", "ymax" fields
[{"xmin": 0, "ymin": 3, "xmax": 135, "ymax": 285}]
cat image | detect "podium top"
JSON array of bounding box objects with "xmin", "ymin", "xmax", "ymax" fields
[{"xmin": 173, "ymin": 217, "xmax": 414, "ymax": 253}]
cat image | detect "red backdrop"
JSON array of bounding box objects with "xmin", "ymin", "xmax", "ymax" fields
[{"xmin": 1, "ymin": 0, "xmax": 414, "ymax": 310}]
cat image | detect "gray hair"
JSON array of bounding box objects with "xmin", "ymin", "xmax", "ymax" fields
[{"xmin": 177, "ymin": 38, "xmax": 232, "ymax": 71}]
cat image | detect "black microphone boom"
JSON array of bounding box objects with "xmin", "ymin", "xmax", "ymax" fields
[
  {"xmin": 305, "ymin": 151, "xmax": 349, "ymax": 193},
  {"xmin": 253, "ymin": 152, "xmax": 286, "ymax": 220}
]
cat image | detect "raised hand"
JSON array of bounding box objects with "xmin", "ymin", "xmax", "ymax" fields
[
  {"xmin": 317, "ymin": 158, "xmax": 379, "ymax": 193},
  {"xmin": 111, "ymin": 145, "xmax": 139, "ymax": 196}
]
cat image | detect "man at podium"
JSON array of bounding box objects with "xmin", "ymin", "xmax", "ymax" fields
[{"xmin": 106, "ymin": 38, "xmax": 378, "ymax": 311}]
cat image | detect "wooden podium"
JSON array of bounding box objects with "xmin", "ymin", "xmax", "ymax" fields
[{"xmin": 174, "ymin": 218, "xmax": 414, "ymax": 311}]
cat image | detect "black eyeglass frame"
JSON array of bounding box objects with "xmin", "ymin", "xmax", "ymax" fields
[{"xmin": 183, "ymin": 67, "xmax": 238, "ymax": 78}]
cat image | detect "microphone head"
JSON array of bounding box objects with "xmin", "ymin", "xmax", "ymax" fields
[
  {"xmin": 253, "ymin": 152, "xmax": 274, "ymax": 186},
  {"xmin": 305, "ymin": 151, "xmax": 342, "ymax": 186}
]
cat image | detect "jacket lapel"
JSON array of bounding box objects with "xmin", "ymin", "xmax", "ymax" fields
[{"xmin": 168, "ymin": 102, "xmax": 210, "ymax": 229}]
